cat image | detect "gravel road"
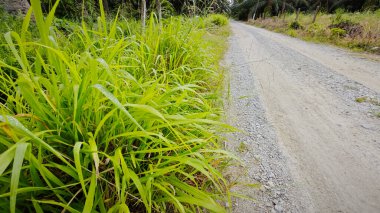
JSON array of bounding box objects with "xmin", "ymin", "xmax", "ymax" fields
[{"xmin": 223, "ymin": 21, "xmax": 380, "ymax": 213}]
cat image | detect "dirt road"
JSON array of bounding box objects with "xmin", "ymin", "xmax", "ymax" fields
[{"xmin": 223, "ymin": 21, "xmax": 380, "ymax": 212}]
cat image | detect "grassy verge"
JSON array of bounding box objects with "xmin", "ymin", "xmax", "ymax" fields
[
  {"xmin": 0, "ymin": 1, "xmax": 232, "ymax": 212},
  {"xmin": 249, "ymin": 9, "xmax": 380, "ymax": 54}
]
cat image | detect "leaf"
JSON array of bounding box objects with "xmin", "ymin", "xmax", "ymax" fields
[
  {"xmin": 74, "ymin": 142, "xmax": 87, "ymax": 196},
  {"xmin": 83, "ymin": 171, "xmax": 97, "ymax": 213},
  {"xmin": 87, "ymin": 133, "xmax": 100, "ymax": 176},
  {"xmin": 0, "ymin": 144, "xmax": 16, "ymax": 175},
  {"xmin": 93, "ymin": 84, "xmax": 145, "ymax": 131},
  {"xmin": 153, "ymin": 183, "xmax": 185, "ymax": 213},
  {"xmin": 117, "ymin": 149, "xmax": 150, "ymax": 212},
  {"xmin": 4, "ymin": 32, "xmax": 26, "ymax": 71},
  {"xmin": 0, "ymin": 115, "xmax": 73, "ymax": 169},
  {"xmin": 10, "ymin": 143, "xmax": 29, "ymax": 213},
  {"xmin": 32, "ymin": 198, "xmax": 44, "ymax": 213},
  {"xmin": 32, "ymin": 200, "xmax": 80, "ymax": 213},
  {"xmin": 29, "ymin": 0, "xmax": 48, "ymax": 43}
]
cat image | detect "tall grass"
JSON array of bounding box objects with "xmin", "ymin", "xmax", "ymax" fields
[{"xmin": 0, "ymin": 0, "xmax": 231, "ymax": 212}]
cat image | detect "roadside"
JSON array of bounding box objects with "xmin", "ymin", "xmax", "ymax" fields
[
  {"xmin": 224, "ymin": 21, "xmax": 380, "ymax": 212},
  {"xmin": 248, "ymin": 10, "xmax": 380, "ymax": 54}
]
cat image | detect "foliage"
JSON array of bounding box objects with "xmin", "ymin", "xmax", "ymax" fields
[
  {"xmin": 376, "ymin": 8, "xmax": 380, "ymax": 17},
  {"xmin": 250, "ymin": 10, "xmax": 380, "ymax": 53},
  {"xmin": 307, "ymin": 23, "xmax": 325, "ymax": 36},
  {"xmin": 0, "ymin": 0, "xmax": 232, "ymax": 212},
  {"xmin": 231, "ymin": 0, "xmax": 380, "ymax": 20},
  {"xmin": 289, "ymin": 21, "xmax": 302, "ymax": 29},
  {"xmin": 286, "ymin": 28, "xmax": 298, "ymax": 37},
  {"xmin": 40, "ymin": 0, "xmax": 98, "ymax": 19},
  {"xmin": 330, "ymin": 27, "xmax": 347, "ymax": 37},
  {"xmin": 206, "ymin": 14, "xmax": 229, "ymax": 27},
  {"xmin": 37, "ymin": 0, "xmax": 231, "ymax": 19}
]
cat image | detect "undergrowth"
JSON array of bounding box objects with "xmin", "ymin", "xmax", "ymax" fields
[
  {"xmin": 0, "ymin": 0, "xmax": 232, "ymax": 212},
  {"xmin": 249, "ymin": 9, "xmax": 380, "ymax": 54}
]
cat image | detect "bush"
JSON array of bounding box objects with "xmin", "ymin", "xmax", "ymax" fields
[
  {"xmin": 287, "ymin": 29, "xmax": 298, "ymax": 37},
  {"xmin": 307, "ymin": 23, "xmax": 325, "ymax": 36},
  {"xmin": 375, "ymin": 8, "xmax": 380, "ymax": 17},
  {"xmin": 330, "ymin": 27, "xmax": 347, "ymax": 38},
  {"xmin": 206, "ymin": 14, "xmax": 229, "ymax": 27},
  {"xmin": 289, "ymin": 21, "xmax": 302, "ymax": 30}
]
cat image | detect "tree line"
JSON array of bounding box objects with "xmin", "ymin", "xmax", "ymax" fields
[
  {"xmin": 0, "ymin": 0, "xmax": 231, "ymax": 19},
  {"xmin": 1, "ymin": 0, "xmax": 379, "ymax": 21}
]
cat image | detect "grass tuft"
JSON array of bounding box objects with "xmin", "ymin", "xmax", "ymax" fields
[{"xmin": 0, "ymin": 2, "xmax": 232, "ymax": 212}]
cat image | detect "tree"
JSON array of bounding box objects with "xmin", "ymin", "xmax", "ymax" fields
[
  {"xmin": 156, "ymin": 0, "xmax": 162, "ymax": 22},
  {"xmin": 141, "ymin": 0, "xmax": 146, "ymax": 28}
]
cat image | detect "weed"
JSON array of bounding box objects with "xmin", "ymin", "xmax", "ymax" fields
[
  {"xmin": 330, "ymin": 27, "xmax": 347, "ymax": 38},
  {"xmin": 355, "ymin": 96, "xmax": 380, "ymax": 106},
  {"xmin": 356, "ymin": 96, "xmax": 368, "ymax": 103},
  {"xmin": 0, "ymin": 1, "xmax": 232, "ymax": 212},
  {"xmin": 287, "ymin": 29, "xmax": 298, "ymax": 37},
  {"xmin": 238, "ymin": 142, "xmax": 248, "ymax": 153},
  {"xmin": 206, "ymin": 14, "xmax": 229, "ymax": 27},
  {"xmin": 307, "ymin": 23, "xmax": 325, "ymax": 36}
]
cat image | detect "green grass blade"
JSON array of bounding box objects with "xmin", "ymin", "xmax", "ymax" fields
[
  {"xmin": 32, "ymin": 200, "xmax": 81, "ymax": 213},
  {"xmin": 29, "ymin": 0, "xmax": 48, "ymax": 43},
  {"xmin": 83, "ymin": 171, "xmax": 97, "ymax": 213},
  {"xmin": 32, "ymin": 198, "xmax": 44, "ymax": 213},
  {"xmin": 10, "ymin": 143, "xmax": 29, "ymax": 213},
  {"xmin": 93, "ymin": 84, "xmax": 145, "ymax": 131},
  {"xmin": 0, "ymin": 144, "xmax": 16, "ymax": 175},
  {"xmin": 0, "ymin": 116, "xmax": 73, "ymax": 169},
  {"xmin": 73, "ymin": 142, "xmax": 87, "ymax": 196}
]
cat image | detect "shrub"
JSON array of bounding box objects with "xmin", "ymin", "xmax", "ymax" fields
[
  {"xmin": 206, "ymin": 14, "xmax": 229, "ymax": 27},
  {"xmin": 307, "ymin": 23, "xmax": 325, "ymax": 36},
  {"xmin": 287, "ymin": 29, "xmax": 297, "ymax": 37},
  {"xmin": 289, "ymin": 21, "xmax": 302, "ymax": 30},
  {"xmin": 330, "ymin": 27, "xmax": 347, "ymax": 38},
  {"xmin": 376, "ymin": 8, "xmax": 380, "ymax": 17}
]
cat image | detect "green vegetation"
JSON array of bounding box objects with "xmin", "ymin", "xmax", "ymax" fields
[
  {"xmin": 355, "ymin": 96, "xmax": 380, "ymax": 106},
  {"xmin": 0, "ymin": 0, "xmax": 232, "ymax": 212},
  {"xmin": 249, "ymin": 10, "xmax": 380, "ymax": 53},
  {"xmin": 206, "ymin": 14, "xmax": 229, "ymax": 27},
  {"xmin": 231, "ymin": 0, "xmax": 380, "ymax": 21},
  {"xmin": 289, "ymin": 21, "xmax": 302, "ymax": 30},
  {"xmin": 356, "ymin": 96, "xmax": 368, "ymax": 103},
  {"xmin": 231, "ymin": 0, "xmax": 379, "ymax": 53},
  {"xmin": 237, "ymin": 142, "xmax": 248, "ymax": 153},
  {"xmin": 31, "ymin": 0, "xmax": 231, "ymax": 19}
]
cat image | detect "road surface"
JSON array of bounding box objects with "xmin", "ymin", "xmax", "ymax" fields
[{"xmin": 223, "ymin": 21, "xmax": 380, "ymax": 212}]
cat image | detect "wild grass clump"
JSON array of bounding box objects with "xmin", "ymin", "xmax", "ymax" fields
[
  {"xmin": 0, "ymin": 0, "xmax": 232, "ymax": 212},
  {"xmin": 206, "ymin": 14, "xmax": 229, "ymax": 27}
]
